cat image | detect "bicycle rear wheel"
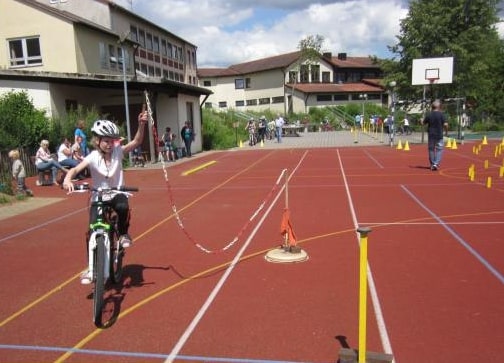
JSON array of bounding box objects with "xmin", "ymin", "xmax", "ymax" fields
[
  {"xmin": 93, "ymin": 234, "xmax": 106, "ymax": 327},
  {"xmin": 109, "ymin": 225, "xmax": 123, "ymax": 284}
]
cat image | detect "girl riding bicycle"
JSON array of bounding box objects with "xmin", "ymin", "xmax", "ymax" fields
[{"xmin": 63, "ymin": 112, "xmax": 148, "ymax": 284}]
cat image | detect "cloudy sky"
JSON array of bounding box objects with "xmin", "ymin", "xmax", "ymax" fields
[{"xmin": 113, "ymin": 0, "xmax": 504, "ymax": 68}]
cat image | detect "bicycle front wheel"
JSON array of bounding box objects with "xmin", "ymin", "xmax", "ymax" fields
[
  {"xmin": 93, "ymin": 234, "xmax": 106, "ymax": 327},
  {"xmin": 109, "ymin": 227, "xmax": 123, "ymax": 284}
]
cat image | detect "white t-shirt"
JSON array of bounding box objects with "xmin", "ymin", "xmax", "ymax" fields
[
  {"xmin": 57, "ymin": 143, "xmax": 71, "ymax": 162},
  {"xmin": 85, "ymin": 146, "xmax": 124, "ymax": 200}
]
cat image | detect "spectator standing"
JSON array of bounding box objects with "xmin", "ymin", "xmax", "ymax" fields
[
  {"xmin": 72, "ymin": 136, "xmax": 85, "ymax": 162},
  {"xmin": 8, "ymin": 149, "xmax": 33, "ymax": 196},
  {"xmin": 422, "ymin": 99, "xmax": 448, "ymax": 171},
  {"xmin": 275, "ymin": 114, "xmax": 285, "ymax": 143},
  {"xmin": 258, "ymin": 116, "xmax": 267, "ymax": 143},
  {"xmin": 267, "ymin": 118, "xmax": 276, "ymax": 140},
  {"xmin": 180, "ymin": 121, "xmax": 193, "ymax": 157},
  {"xmin": 162, "ymin": 127, "xmax": 177, "ymax": 161},
  {"xmin": 162, "ymin": 127, "xmax": 176, "ymax": 161},
  {"xmin": 354, "ymin": 114, "xmax": 361, "ymax": 130},
  {"xmin": 74, "ymin": 120, "xmax": 89, "ymax": 156},
  {"xmin": 403, "ymin": 116, "xmax": 411, "ymax": 135}
]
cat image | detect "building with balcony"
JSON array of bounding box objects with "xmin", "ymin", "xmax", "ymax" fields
[{"xmin": 198, "ymin": 51, "xmax": 386, "ymax": 115}]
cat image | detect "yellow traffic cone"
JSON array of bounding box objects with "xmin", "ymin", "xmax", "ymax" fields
[
  {"xmin": 482, "ymin": 135, "xmax": 488, "ymax": 145},
  {"xmin": 396, "ymin": 140, "xmax": 403, "ymax": 150},
  {"xmin": 403, "ymin": 141, "xmax": 410, "ymax": 151},
  {"xmin": 446, "ymin": 138, "xmax": 452, "ymax": 148},
  {"xmin": 260, "ymin": 139, "xmax": 264, "ymax": 147},
  {"xmin": 486, "ymin": 176, "xmax": 492, "ymax": 189},
  {"xmin": 239, "ymin": 140, "xmax": 243, "ymax": 148},
  {"xmin": 451, "ymin": 139, "xmax": 458, "ymax": 150}
]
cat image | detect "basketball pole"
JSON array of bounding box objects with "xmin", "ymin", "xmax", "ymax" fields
[{"xmin": 421, "ymin": 84, "xmax": 426, "ymax": 143}]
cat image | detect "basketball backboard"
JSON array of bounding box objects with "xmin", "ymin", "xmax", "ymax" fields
[{"xmin": 412, "ymin": 57, "xmax": 453, "ymax": 85}]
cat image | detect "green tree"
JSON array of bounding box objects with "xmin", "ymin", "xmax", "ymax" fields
[
  {"xmin": 380, "ymin": 0, "xmax": 504, "ymax": 122},
  {"xmin": 0, "ymin": 91, "xmax": 50, "ymax": 151}
]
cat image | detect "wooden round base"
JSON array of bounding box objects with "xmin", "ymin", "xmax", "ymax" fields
[{"xmin": 264, "ymin": 247, "xmax": 309, "ymax": 263}]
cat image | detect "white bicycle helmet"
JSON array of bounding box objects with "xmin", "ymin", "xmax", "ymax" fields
[{"xmin": 91, "ymin": 120, "xmax": 121, "ymax": 138}]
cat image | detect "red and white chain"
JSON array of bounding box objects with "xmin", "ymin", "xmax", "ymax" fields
[{"xmin": 145, "ymin": 90, "xmax": 287, "ymax": 254}]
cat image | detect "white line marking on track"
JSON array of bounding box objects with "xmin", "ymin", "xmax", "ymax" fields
[
  {"xmin": 401, "ymin": 185, "xmax": 504, "ymax": 285},
  {"xmin": 336, "ymin": 150, "xmax": 395, "ymax": 361},
  {"xmin": 164, "ymin": 152, "xmax": 309, "ymax": 363},
  {"xmin": 364, "ymin": 149, "xmax": 385, "ymax": 169},
  {"xmin": 0, "ymin": 208, "xmax": 86, "ymax": 244}
]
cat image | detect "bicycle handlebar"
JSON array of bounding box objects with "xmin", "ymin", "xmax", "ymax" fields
[{"xmin": 73, "ymin": 184, "xmax": 139, "ymax": 193}]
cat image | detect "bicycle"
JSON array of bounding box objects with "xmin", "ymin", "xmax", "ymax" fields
[{"xmin": 72, "ymin": 183, "xmax": 138, "ymax": 327}]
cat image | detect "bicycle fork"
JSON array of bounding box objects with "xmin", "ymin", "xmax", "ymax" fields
[{"xmin": 88, "ymin": 230, "xmax": 111, "ymax": 282}]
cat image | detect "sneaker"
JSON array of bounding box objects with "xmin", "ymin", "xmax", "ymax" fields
[
  {"xmin": 119, "ymin": 234, "xmax": 132, "ymax": 248},
  {"xmin": 80, "ymin": 270, "xmax": 93, "ymax": 285},
  {"xmin": 431, "ymin": 164, "xmax": 438, "ymax": 171}
]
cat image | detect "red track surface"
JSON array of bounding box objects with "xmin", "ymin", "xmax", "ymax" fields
[{"xmin": 1, "ymin": 141, "xmax": 503, "ymax": 363}]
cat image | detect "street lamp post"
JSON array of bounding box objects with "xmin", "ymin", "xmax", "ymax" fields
[
  {"xmin": 118, "ymin": 31, "xmax": 132, "ymax": 165},
  {"xmin": 359, "ymin": 93, "xmax": 368, "ymax": 130},
  {"xmin": 389, "ymin": 81, "xmax": 397, "ymax": 147}
]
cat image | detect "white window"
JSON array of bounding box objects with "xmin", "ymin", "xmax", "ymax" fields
[{"xmin": 8, "ymin": 37, "xmax": 42, "ymax": 67}]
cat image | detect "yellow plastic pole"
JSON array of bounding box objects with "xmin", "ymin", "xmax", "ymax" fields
[{"xmin": 357, "ymin": 226, "xmax": 372, "ymax": 363}]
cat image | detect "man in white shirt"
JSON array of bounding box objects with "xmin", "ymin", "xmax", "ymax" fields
[{"xmin": 275, "ymin": 114, "xmax": 285, "ymax": 143}]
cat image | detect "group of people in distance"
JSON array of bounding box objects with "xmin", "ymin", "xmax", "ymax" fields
[
  {"xmin": 33, "ymin": 120, "xmax": 89, "ymax": 187},
  {"xmin": 244, "ymin": 114, "xmax": 286, "ymax": 146},
  {"xmin": 159, "ymin": 120, "xmax": 194, "ymax": 162},
  {"xmin": 7, "ymin": 120, "xmax": 89, "ymax": 196}
]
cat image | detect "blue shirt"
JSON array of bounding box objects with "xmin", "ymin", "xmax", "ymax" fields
[{"xmin": 75, "ymin": 128, "xmax": 88, "ymax": 156}]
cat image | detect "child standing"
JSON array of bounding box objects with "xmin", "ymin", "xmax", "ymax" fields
[{"xmin": 8, "ymin": 150, "xmax": 33, "ymax": 196}]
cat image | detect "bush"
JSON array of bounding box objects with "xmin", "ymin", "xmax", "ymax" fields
[
  {"xmin": 471, "ymin": 121, "xmax": 503, "ymax": 132},
  {"xmin": 0, "ymin": 91, "xmax": 51, "ymax": 152}
]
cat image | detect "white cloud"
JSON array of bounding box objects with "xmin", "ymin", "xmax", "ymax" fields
[{"xmin": 113, "ymin": 1, "xmax": 500, "ymax": 68}]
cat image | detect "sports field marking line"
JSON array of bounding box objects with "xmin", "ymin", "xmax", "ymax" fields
[
  {"xmin": 164, "ymin": 151, "xmax": 308, "ymax": 363},
  {"xmin": 336, "ymin": 149, "xmax": 395, "ymax": 362},
  {"xmin": 401, "ymin": 185, "xmax": 504, "ymax": 285},
  {"xmin": 1, "ymin": 344, "xmax": 312, "ymax": 363},
  {"xmin": 0, "ymin": 272, "xmax": 81, "ymax": 328},
  {"xmin": 181, "ymin": 160, "xmax": 217, "ymax": 176},
  {"xmin": 0, "ymin": 207, "xmax": 87, "ymax": 244},
  {"xmin": 363, "ymin": 149, "xmax": 385, "ymax": 169},
  {"xmin": 359, "ymin": 221, "xmax": 504, "ymax": 225}
]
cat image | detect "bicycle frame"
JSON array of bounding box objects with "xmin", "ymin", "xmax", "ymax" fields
[{"xmin": 87, "ymin": 201, "xmax": 113, "ymax": 283}]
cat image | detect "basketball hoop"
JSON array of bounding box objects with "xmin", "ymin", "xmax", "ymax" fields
[{"xmin": 427, "ymin": 77, "xmax": 439, "ymax": 84}]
